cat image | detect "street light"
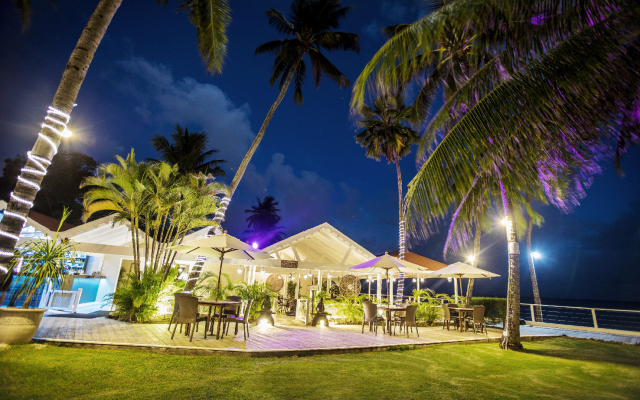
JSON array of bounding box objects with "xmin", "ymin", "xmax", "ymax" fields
[
  {"xmin": 531, "ymin": 251, "xmax": 541, "ymax": 259},
  {"xmin": 467, "ymin": 255, "xmax": 475, "ymax": 263},
  {"xmin": 252, "ymin": 242, "xmax": 259, "ymax": 250}
]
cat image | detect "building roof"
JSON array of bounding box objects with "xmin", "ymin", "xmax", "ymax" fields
[
  {"xmin": 27, "ymin": 209, "xmax": 75, "ymax": 232},
  {"xmin": 381, "ymin": 250, "xmax": 448, "ymax": 271}
]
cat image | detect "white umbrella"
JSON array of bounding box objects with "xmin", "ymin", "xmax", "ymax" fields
[
  {"xmin": 350, "ymin": 253, "xmax": 428, "ymax": 303},
  {"xmin": 427, "ymin": 262, "xmax": 499, "ymax": 300},
  {"xmin": 170, "ymin": 232, "xmax": 269, "ymax": 299}
]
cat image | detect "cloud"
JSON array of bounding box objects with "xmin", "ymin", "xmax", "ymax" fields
[
  {"xmin": 115, "ymin": 57, "xmax": 255, "ymax": 167},
  {"xmin": 362, "ymin": 20, "xmax": 382, "ymax": 40},
  {"xmin": 381, "ymin": 1, "xmax": 408, "ymax": 22}
]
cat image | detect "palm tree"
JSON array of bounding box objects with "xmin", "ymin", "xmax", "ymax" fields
[
  {"xmin": 149, "ymin": 125, "xmax": 226, "ymax": 177},
  {"xmin": 215, "ymin": 0, "xmax": 359, "ymax": 223},
  {"xmin": 243, "ymin": 196, "xmax": 286, "ymax": 248},
  {"xmin": 0, "ymin": 0, "xmax": 232, "ymax": 276},
  {"xmin": 183, "ymin": 0, "xmax": 360, "ymax": 291},
  {"xmin": 354, "ymin": 90, "xmax": 419, "ymax": 260},
  {"xmin": 356, "ymin": 1, "xmax": 640, "ymax": 349}
]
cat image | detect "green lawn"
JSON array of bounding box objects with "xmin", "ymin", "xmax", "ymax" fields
[{"xmin": 1, "ymin": 338, "xmax": 639, "ymax": 399}]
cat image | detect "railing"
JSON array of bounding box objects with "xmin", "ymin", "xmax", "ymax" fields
[{"xmin": 520, "ymin": 303, "xmax": 640, "ymax": 333}]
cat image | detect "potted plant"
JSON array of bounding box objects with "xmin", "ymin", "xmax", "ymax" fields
[{"xmin": 0, "ymin": 209, "xmax": 75, "ymax": 344}]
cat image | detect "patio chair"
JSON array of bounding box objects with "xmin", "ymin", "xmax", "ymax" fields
[
  {"xmin": 442, "ymin": 304, "xmax": 459, "ymax": 331},
  {"xmin": 468, "ymin": 305, "xmax": 487, "ymax": 334},
  {"xmin": 167, "ymin": 292, "xmax": 193, "ymax": 332},
  {"xmin": 394, "ymin": 305, "xmax": 419, "ymax": 337},
  {"xmin": 211, "ymin": 295, "xmax": 242, "ymax": 335},
  {"xmin": 171, "ymin": 296, "xmax": 208, "ymax": 342},
  {"xmin": 392, "ymin": 301, "xmax": 410, "ymax": 333},
  {"xmin": 362, "ymin": 301, "xmax": 385, "ymax": 336},
  {"xmin": 221, "ymin": 299, "xmax": 253, "ymax": 340}
]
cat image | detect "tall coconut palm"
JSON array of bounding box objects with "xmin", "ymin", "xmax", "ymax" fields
[
  {"xmin": 243, "ymin": 196, "xmax": 286, "ymax": 248},
  {"xmin": 216, "ymin": 0, "xmax": 359, "ymax": 222},
  {"xmin": 149, "ymin": 125, "xmax": 226, "ymax": 177},
  {"xmin": 357, "ymin": 0, "xmax": 640, "ymax": 349},
  {"xmin": 183, "ymin": 0, "xmax": 360, "ymax": 291},
  {"xmin": 355, "ymin": 90, "xmax": 419, "ymax": 260},
  {"xmin": 0, "ymin": 0, "xmax": 232, "ymax": 276}
]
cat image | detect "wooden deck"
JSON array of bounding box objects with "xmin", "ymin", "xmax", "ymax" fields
[{"xmin": 33, "ymin": 315, "xmax": 637, "ymax": 356}]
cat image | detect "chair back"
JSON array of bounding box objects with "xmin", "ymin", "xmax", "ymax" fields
[
  {"xmin": 176, "ymin": 296, "xmax": 199, "ymax": 323},
  {"xmin": 363, "ymin": 301, "xmax": 378, "ymax": 322},
  {"xmin": 173, "ymin": 292, "xmax": 192, "ymax": 313},
  {"xmin": 396, "ymin": 302, "xmax": 410, "ymax": 317},
  {"xmin": 224, "ymin": 296, "xmax": 242, "ymax": 314},
  {"xmin": 447, "ymin": 302, "xmax": 458, "ymax": 309},
  {"xmin": 405, "ymin": 305, "xmax": 418, "ymax": 325},
  {"xmin": 442, "ymin": 304, "xmax": 451, "ymax": 319},
  {"xmin": 241, "ymin": 299, "xmax": 254, "ymax": 322},
  {"xmin": 473, "ymin": 305, "xmax": 485, "ymax": 323}
]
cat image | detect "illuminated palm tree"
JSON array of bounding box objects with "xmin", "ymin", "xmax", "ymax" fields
[{"xmin": 0, "ymin": 0, "xmax": 232, "ymax": 276}]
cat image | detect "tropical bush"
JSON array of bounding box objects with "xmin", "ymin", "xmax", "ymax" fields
[
  {"xmin": 105, "ymin": 270, "xmax": 168, "ymax": 322},
  {"xmin": 412, "ymin": 289, "xmax": 455, "ymax": 326},
  {"xmin": 235, "ymin": 281, "xmax": 276, "ymax": 320},
  {"xmin": 7, "ymin": 209, "xmax": 75, "ymax": 308},
  {"xmin": 192, "ymin": 272, "xmax": 237, "ymax": 300},
  {"xmin": 329, "ymin": 295, "xmax": 367, "ymax": 323}
]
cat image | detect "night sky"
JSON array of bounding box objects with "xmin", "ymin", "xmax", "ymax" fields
[{"xmin": 1, "ymin": 1, "xmax": 639, "ymax": 303}]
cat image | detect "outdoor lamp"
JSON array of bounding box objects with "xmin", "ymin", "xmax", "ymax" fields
[
  {"xmin": 61, "ymin": 127, "xmax": 73, "ymax": 138},
  {"xmin": 327, "ymin": 273, "xmax": 332, "ymax": 279},
  {"xmin": 420, "ymin": 277, "xmax": 424, "ymax": 282},
  {"xmin": 531, "ymin": 251, "xmax": 541, "ymax": 259},
  {"xmin": 252, "ymin": 242, "xmax": 259, "ymax": 249},
  {"xmin": 303, "ymin": 274, "xmax": 307, "ymax": 280},
  {"xmin": 237, "ymin": 267, "xmax": 243, "ymax": 274},
  {"xmin": 447, "ymin": 277, "xmax": 453, "ymax": 282},
  {"xmin": 261, "ymin": 267, "xmax": 265, "ymax": 275},
  {"xmin": 413, "ymin": 278, "xmax": 416, "ymax": 282},
  {"xmin": 278, "ymin": 275, "xmax": 282, "ymax": 280},
  {"xmin": 467, "ymin": 255, "xmax": 475, "ymax": 263}
]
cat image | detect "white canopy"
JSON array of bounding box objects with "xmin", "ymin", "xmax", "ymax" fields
[{"xmin": 427, "ymin": 262, "xmax": 499, "ymax": 279}]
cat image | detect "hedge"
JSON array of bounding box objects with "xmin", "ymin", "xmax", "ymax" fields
[{"xmin": 470, "ymin": 297, "xmax": 507, "ymax": 327}]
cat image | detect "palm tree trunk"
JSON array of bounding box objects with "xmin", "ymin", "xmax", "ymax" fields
[
  {"xmin": 395, "ymin": 159, "xmax": 405, "ymax": 260},
  {"xmin": 465, "ymin": 217, "xmax": 481, "ymax": 307},
  {"xmin": 526, "ymin": 194, "xmax": 543, "ymax": 322},
  {"xmin": 184, "ymin": 52, "xmax": 304, "ymax": 292},
  {"xmin": 0, "ymin": 0, "xmax": 123, "ymax": 276},
  {"xmin": 498, "ymin": 179, "xmax": 522, "ymax": 350}
]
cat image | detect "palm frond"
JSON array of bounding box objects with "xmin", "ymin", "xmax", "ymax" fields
[{"xmin": 185, "ymin": 0, "xmax": 231, "ymax": 74}]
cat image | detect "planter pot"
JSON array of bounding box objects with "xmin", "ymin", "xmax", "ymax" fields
[{"xmin": 0, "ymin": 308, "xmax": 46, "ymax": 344}]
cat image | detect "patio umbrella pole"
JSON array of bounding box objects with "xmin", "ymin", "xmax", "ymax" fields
[{"xmin": 215, "ymin": 254, "xmax": 225, "ymax": 300}]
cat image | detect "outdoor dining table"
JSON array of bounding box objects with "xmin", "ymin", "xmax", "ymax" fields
[
  {"xmin": 451, "ymin": 307, "xmax": 474, "ymax": 332},
  {"xmin": 378, "ymin": 304, "xmax": 408, "ymax": 335},
  {"xmin": 198, "ymin": 299, "xmax": 241, "ymax": 340}
]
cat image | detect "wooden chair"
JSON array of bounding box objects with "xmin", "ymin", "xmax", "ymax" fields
[
  {"xmin": 362, "ymin": 301, "xmax": 386, "ymax": 335},
  {"xmin": 442, "ymin": 304, "xmax": 459, "ymax": 331},
  {"xmin": 394, "ymin": 305, "xmax": 419, "ymax": 337},
  {"xmin": 469, "ymin": 305, "xmax": 487, "ymax": 334},
  {"xmin": 167, "ymin": 292, "xmax": 192, "ymax": 332},
  {"xmin": 222, "ymin": 299, "xmax": 253, "ymax": 340},
  {"xmin": 171, "ymin": 296, "xmax": 208, "ymax": 342}
]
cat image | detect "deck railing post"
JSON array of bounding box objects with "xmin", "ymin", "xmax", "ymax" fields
[
  {"xmin": 591, "ymin": 308, "xmax": 598, "ymax": 329},
  {"xmin": 530, "ymin": 304, "xmax": 535, "ymax": 322}
]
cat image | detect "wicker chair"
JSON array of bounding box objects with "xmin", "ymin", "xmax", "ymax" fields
[
  {"xmin": 211, "ymin": 295, "xmax": 242, "ymax": 335},
  {"xmin": 171, "ymin": 296, "xmax": 208, "ymax": 342},
  {"xmin": 392, "ymin": 302, "xmax": 410, "ymax": 333},
  {"xmin": 394, "ymin": 305, "xmax": 419, "ymax": 337},
  {"xmin": 362, "ymin": 301, "xmax": 386, "ymax": 335},
  {"xmin": 167, "ymin": 292, "xmax": 193, "ymax": 332},
  {"xmin": 221, "ymin": 299, "xmax": 253, "ymax": 340},
  {"xmin": 468, "ymin": 305, "xmax": 487, "ymax": 334},
  {"xmin": 442, "ymin": 304, "xmax": 459, "ymax": 330}
]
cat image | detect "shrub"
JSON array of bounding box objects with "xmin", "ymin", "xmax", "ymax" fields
[
  {"xmin": 235, "ymin": 281, "xmax": 276, "ymax": 320},
  {"xmin": 470, "ymin": 297, "xmax": 507, "ymax": 327},
  {"xmin": 413, "ymin": 288, "xmax": 454, "ymax": 326},
  {"xmin": 105, "ymin": 270, "xmax": 168, "ymax": 322},
  {"xmin": 329, "ymin": 295, "xmax": 366, "ymax": 323}
]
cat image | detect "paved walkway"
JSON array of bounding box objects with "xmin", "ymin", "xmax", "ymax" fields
[{"xmin": 33, "ymin": 316, "xmax": 638, "ymax": 356}]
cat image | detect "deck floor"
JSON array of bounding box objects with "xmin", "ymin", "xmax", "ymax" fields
[{"xmin": 33, "ymin": 315, "xmax": 638, "ymax": 356}]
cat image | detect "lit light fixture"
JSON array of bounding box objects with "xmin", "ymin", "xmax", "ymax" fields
[
  {"xmin": 61, "ymin": 127, "xmax": 72, "ymax": 138},
  {"xmin": 327, "ymin": 273, "xmax": 332, "ymax": 279},
  {"xmin": 412, "ymin": 278, "xmax": 416, "ymax": 282},
  {"xmin": 501, "ymin": 217, "xmax": 511, "ymax": 226},
  {"xmin": 531, "ymin": 251, "xmax": 541, "ymax": 259},
  {"xmin": 467, "ymin": 255, "xmax": 475, "ymax": 263},
  {"xmin": 447, "ymin": 277, "xmax": 453, "ymax": 282},
  {"xmin": 308, "ymin": 272, "xmax": 313, "ymax": 278},
  {"xmin": 288, "ymin": 273, "xmax": 292, "ymax": 279},
  {"xmin": 420, "ymin": 278, "xmax": 424, "ymax": 282},
  {"xmin": 278, "ymin": 275, "xmax": 282, "ymax": 280},
  {"xmin": 237, "ymin": 267, "xmax": 243, "ymax": 274},
  {"xmin": 261, "ymin": 267, "xmax": 265, "ymax": 274},
  {"xmin": 252, "ymin": 242, "xmax": 259, "ymax": 250}
]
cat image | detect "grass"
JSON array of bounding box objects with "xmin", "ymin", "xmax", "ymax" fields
[{"xmin": 1, "ymin": 338, "xmax": 639, "ymax": 399}]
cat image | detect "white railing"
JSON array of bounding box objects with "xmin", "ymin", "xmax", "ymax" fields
[
  {"xmin": 47, "ymin": 289, "xmax": 83, "ymax": 313},
  {"xmin": 520, "ymin": 303, "xmax": 640, "ymax": 335}
]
